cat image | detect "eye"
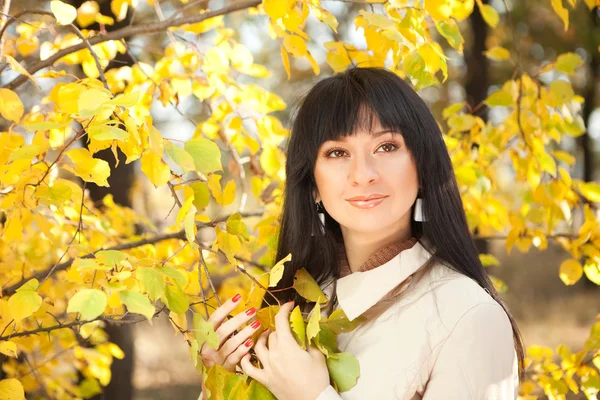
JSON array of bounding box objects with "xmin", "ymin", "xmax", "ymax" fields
[
  {"xmin": 377, "ymin": 142, "xmax": 400, "ymax": 153},
  {"xmin": 326, "ymin": 148, "xmax": 346, "ymax": 158}
]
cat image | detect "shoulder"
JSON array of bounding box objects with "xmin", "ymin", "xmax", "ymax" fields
[{"xmin": 419, "ymin": 262, "xmax": 512, "ymax": 337}]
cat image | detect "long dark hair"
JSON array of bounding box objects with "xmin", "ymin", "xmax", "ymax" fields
[{"xmin": 261, "ymin": 66, "xmax": 524, "ymax": 380}]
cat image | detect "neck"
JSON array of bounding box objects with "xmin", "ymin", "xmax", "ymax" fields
[{"xmin": 341, "ymin": 225, "xmax": 413, "ymax": 273}]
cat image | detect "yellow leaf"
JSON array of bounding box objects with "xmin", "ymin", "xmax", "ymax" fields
[
  {"xmin": 264, "ymin": 0, "xmax": 295, "ymax": 20},
  {"xmin": 283, "ymin": 34, "xmax": 307, "ymax": 58},
  {"xmin": 312, "ymin": 7, "xmax": 338, "ymax": 33},
  {"xmin": 77, "ymin": 1, "xmax": 100, "ymax": 28},
  {"xmin": 583, "ymin": 261, "xmax": 600, "ymax": 285},
  {"xmin": 222, "ymin": 180, "xmax": 236, "ymax": 206},
  {"xmin": 269, "ymin": 253, "xmax": 292, "ymax": 287},
  {"xmin": 0, "ymin": 89, "xmax": 24, "ymax": 122},
  {"xmin": 140, "ymin": 152, "xmax": 171, "ymax": 188},
  {"xmin": 293, "ymin": 268, "xmax": 327, "ymax": 303},
  {"xmin": 559, "ymin": 259, "xmax": 583, "ymax": 285},
  {"xmin": 478, "ymin": 3, "xmax": 499, "ymax": 28},
  {"xmin": 281, "ymin": 46, "xmax": 291, "ymax": 80},
  {"xmin": 0, "ymin": 341, "xmax": 18, "ymax": 358},
  {"xmin": 111, "ymin": 0, "xmax": 134, "ymax": 22},
  {"xmin": 306, "ymin": 302, "xmax": 321, "ymax": 343},
  {"xmin": 51, "ymin": 0, "xmax": 77, "ymax": 25},
  {"xmin": 484, "ymin": 46, "xmax": 510, "ymax": 61},
  {"xmin": 2, "ymin": 55, "xmax": 39, "ymax": 88},
  {"xmin": 424, "ymin": 0, "xmax": 452, "ymax": 20},
  {"xmin": 551, "ymin": 0, "xmax": 569, "ymax": 31},
  {"xmin": 0, "ymin": 379, "xmax": 25, "ymax": 400},
  {"xmin": 65, "ymin": 148, "xmax": 111, "ymax": 186},
  {"xmin": 290, "ymin": 306, "xmax": 306, "ymax": 349},
  {"xmin": 579, "ymin": 182, "xmax": 600, "ymax": 202}
]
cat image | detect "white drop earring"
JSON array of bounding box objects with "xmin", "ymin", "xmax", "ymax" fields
[
  {"xmin": 311, "ymin": 201, "xmax": 326, "ymax": 236},
  {"xmin": 414, "ymin": 197, "xmax": 425, "ymax": 222}
]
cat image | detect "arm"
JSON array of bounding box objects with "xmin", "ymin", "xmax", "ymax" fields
[{"xmin": 422, "ymin": 302, "xmax": 519, "ymax": 400}]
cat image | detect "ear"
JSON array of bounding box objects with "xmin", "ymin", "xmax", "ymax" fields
[{"xmin": 312, "ymin": 188, "xmax": 320, "ymax": 203}]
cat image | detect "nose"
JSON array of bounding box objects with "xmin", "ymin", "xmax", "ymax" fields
[{"xmin": 348, "ymin": 152, "xmax": 379, "ymax": 186}]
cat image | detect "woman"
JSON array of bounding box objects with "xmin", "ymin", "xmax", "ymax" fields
[{"xmin": 198, "ymin": 66, "xmax": 525, "ymax": 400}]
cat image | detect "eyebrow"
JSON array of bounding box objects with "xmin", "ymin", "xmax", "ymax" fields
[{"xmin": 331, "ymin": 130, "xmax": 400, "ymax": 142}]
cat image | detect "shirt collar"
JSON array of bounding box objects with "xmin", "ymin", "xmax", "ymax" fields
[{"xmin": 335, "ymin": 240, "xmax": 433, "ymax": 321}]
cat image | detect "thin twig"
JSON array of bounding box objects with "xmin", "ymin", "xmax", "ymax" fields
[{"xmin": 3, "ymin": 0, "xmax": 262, "ymax": 91}]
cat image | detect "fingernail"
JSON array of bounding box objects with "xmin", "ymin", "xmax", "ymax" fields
[
  {"xmin": 287, "ymin": 300, "xmax": 294, "ymax": 306},
  {"xmin": 245, "ymin": 338, "xmax": 253, "ymax": 347},
  {"xmin": 232, "ymin": 293, "xmax": 241, "ymax": 303},
  {"xmin": 245, "ymin": 308, "xmax": 256, "ymax": 316},
  {"xmin": 250, "ymin": 320, "xmax": 261, "ymax": 329}
]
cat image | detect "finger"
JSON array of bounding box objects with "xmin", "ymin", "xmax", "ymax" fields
[
  {"xmin": 240, "ymin": 353, "xmax": 266, "ymax": 385},
  {"xmin": 273, "ymin": 301, "xmax": 295, "ymax": 344},
  {"xmin": 215, "ymin": 306, "xmax": 257, "ymax": 348},
  {"xmin": 223, "ymin": 337, "xmax": 254, "ymax": 372},
  {"xmin": 207, "ymin": 293, "xmax": 244, "ymax": 329},
  {"xmin": 268, "ymin": 330, "xmax": 277, "ymax": 350},
  {"xmin": 254, "ymin": 328, "xmax": 270, "ymax": 361},
  {"xmin": 307, "ymin": 343, "xmax": 324, "ymax": 359},
  {"xmin": 219, "ymin": 319, "xmax": 261, "ymax": 356}
]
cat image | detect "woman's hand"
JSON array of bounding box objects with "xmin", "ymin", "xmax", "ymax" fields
[
  {"xmin": 200, "ymin": 293, "xmax": 262, "ymax": 372},
  {"xmin": 240, "ymin": 301, "xmax": 331, "ymax": 400}
]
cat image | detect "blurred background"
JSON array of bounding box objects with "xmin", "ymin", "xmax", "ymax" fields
[{"xmin": 3, "ymin": 0, "xmax": 600, "ymax": 398}]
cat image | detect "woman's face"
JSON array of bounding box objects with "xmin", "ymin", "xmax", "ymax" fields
[{"xmin": 313, "ymin": 118, "xmax": 419, "ymax": 238}]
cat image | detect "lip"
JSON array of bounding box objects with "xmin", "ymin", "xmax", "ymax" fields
[
  {"xmin": 346, "ymin": 194, "xmax": 387, "ymax": 201},
  {"xmin": 347, "ymin": 197, "xmax": 387, "ymax": 209}
]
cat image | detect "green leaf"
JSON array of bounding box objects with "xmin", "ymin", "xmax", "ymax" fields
[
  {"xmin": 306, "ymin": 302, "xmax": 322, "ymax": 343},
  {"xmin": 184, "ymin": 138, "xmax": 223, "ymax": 174},
  {"xmin": 293, "ymin": 268, "xmax": 327, "ymax": 303},
  {"xmin": 136, "ymin": 267, "xmax": 165, "ymax": 301},
  {"xmin": 326, "ymin": 352, "xmax": 360, "ymax": 392},
  {"xmin": 442, "ymin": 102, "xmax": 464, "ymax": 119},
  {"xmin": 164, "ymin": 140, "xmax": 195, "ymax": 173},
  {"xmin": 190, "ymin": 182, "xmax": 210, "ymax": 211},
  {"xmin": 15, "ymin": 278, "xmax": 39, "ymax": 292},
  {"xmin": 550, "ymin": 81, "xmax": 575, "ymax": 106},
  {"xmin": 289, "ymin": 305, "xmax": 306, "ymax": 350},
  {"xmin": 87, "ymin": 125, "xmax": 129, "ymax": 141},
  {"xmin": 326, "ymin": 309, "xmax": 362, "ymax": 334},
  {"xmin": 164, "ymin": 284, "xmax": 189, "ymax": 314},
  {"xmin": 192, "ymin": 312, "xmax": 219, "ymax": 350},
  {"xmin": 435, "ymin": 19, "xmax": 463, "ymax": 53},
  {"xmin": 34, "ymin": 180, "xmax": 73, "ymax": 207},
  {"xmin": 8, "ymin": 290, "xmax": 42, "ymax": 323},
  {"xmin": 205, "ymin": 365, "xmax": 243, "ymax": 400},
  {"xmin": 95, "ymin": 250, "xmax": 127, "ymax": 268},
  {"xmin": 67, "ymin": 289, "xmax": 107, "ymax": 320},
  {"xmin": 119, "ymin": 290, "xmax": 155, "ymax": 321},
  {"xmin": 158, "ymin": 266, "xmax": 188, "ymax": 289},
  {"xmin": 485, "ymin": 90, "xmax": 513, "ymax": 107},
  {"xmin": 269, "ymin": 253, "xmax": 292, "ymax": 287},
  {"xmin": 315, "ymin": 323, "xmax": 339, "ymax": 357},
  {"xmin": 555, "ymin": 52, "xmax": 583, "ymax": 75},
  {"xmin": 479, "ymin": 254, "xmax": 500, "ymax": 267},
  {"xmin": 247, "ymin": 380, "xmax": 277, "ymax": 400}
]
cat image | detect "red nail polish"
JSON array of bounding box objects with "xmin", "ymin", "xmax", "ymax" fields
[
  {"xmin": 245, "ymin": 308, "xmax": 256, "ymax": 316},
  {"xmin": 232, "ymin": 293, "xmax": 241, "ymax": 303},
  {"xmin": 250, "ymin": 320, "xmax": 261, "ymax": 329},
  {"xmin": 245, "ymin": 339, "xmax": 253, "ymax": 347}
]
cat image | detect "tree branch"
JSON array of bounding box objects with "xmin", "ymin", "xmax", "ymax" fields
[
  {"xmin": 2, "ymin": 210, "xmax": 265, "ymax": 297},
  {"xmin": 3, "ymin": 0, "xmax": 261, "ymax": 91}
]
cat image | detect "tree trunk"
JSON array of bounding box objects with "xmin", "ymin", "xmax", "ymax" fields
[
  {"xmin": 466, "ymin": 0, "xmax": 490, "ymax": 255},
  {"xmin": 64, "ymin": 1, "xmax": 137, "ymax": 398}
]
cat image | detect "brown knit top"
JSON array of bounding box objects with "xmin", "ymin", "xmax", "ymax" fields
[{"xmin": 338, "ymin": 236, "xmax": 419, "ymax": 277}]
